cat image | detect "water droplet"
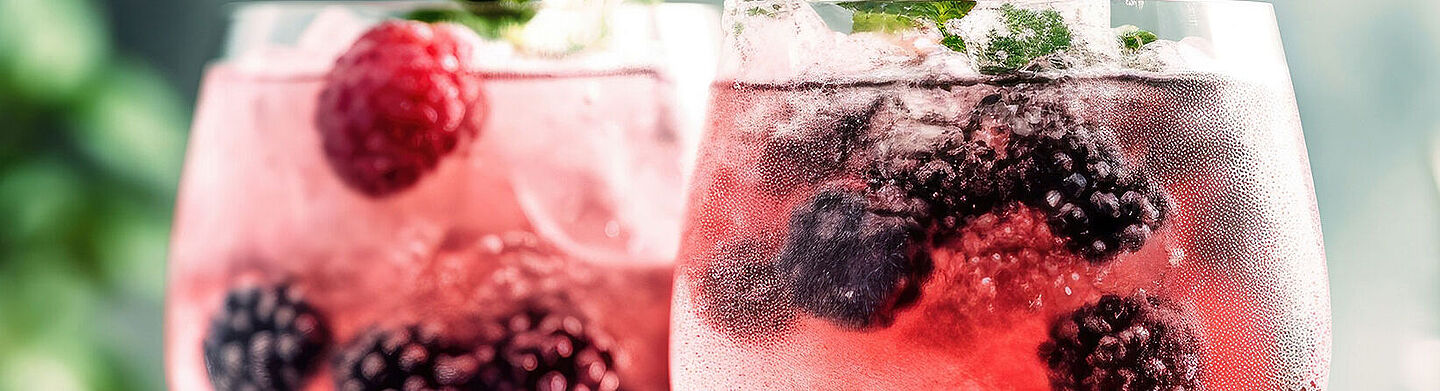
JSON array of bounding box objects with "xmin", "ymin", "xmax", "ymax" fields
[{"xmin": 604, "ymin": 221, "xmax": 621, "ymax": 238}]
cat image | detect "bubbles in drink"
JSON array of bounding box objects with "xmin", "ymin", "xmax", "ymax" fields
[
  {"xmin": 673, "ymin": 1, "xmax": 1329, "ymax": 390},
  {"xmin": 166, "ymin": 3, "xmax": 717, "ymax": 390}
]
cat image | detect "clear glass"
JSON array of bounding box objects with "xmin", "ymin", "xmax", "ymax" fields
[
  {"xmin": 164, "ymin": 1, "xmax": 718, "ymax": 390},
  {"xmin": 671, "ymin": 0, "xmax": 1330, "ymax": 390}
]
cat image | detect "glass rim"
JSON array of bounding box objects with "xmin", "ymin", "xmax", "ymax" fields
[
  {"xmin": 224, "ymin": 0, "xmax": 717, "ymax": 15},
  {"xmin": 224, "ymin": 0, "xmax": 452, "ymax": 15},
  {"xmin": 803, "ymin": 0, "xmax": 1274, "ymax": 10}
]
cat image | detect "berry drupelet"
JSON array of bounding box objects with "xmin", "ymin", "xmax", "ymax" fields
[
  {"xmin": 332, "ymin": 326, "xmax": 499, "ymax": 391},
  {"xmin": 778, "ymin": 189, "xmax": 930, "ymax": 329},
  {"xmin": 203, "ymin": 284, "xmax": 330, "ymax": 391},
  {"xmin": 978, "ymin": 90, "xmax": 1168, "ymax": 261},
  {"xmin": 1040, "ymin": 293, "xmax": 1202, "ymax": 391},
  {"xmin": 316, "ymin": 20, "xmax": 486, "ymax": 197},
  {"xmin": 487, "ymin": 307, "xmax": 622, "ymax": 391}
]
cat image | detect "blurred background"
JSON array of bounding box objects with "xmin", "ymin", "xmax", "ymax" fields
[{"xmin": 0, "ymin": 0, "xmax": 1436, "ymax": 389}]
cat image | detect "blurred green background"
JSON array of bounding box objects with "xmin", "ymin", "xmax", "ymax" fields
[{"xmin": 0, "ymin": 0, "xmax": 1437, "ymax": 390}]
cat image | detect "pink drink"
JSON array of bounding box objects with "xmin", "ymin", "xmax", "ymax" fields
[
  {"xmin": 166, "ymin": 3, "xmax": 716, "ymax": 390},
  {"xmin": 671, "ymin": 1, "xmax": 1329, "ymax": 390}
]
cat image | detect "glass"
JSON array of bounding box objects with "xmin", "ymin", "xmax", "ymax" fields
[
  {"xmin": 164, "ymin": 1, "xmax": 718, "ymax": 390},
  {"xmin": 671, "ymin": 0, "xmax": 1330, "ymax": 390}
]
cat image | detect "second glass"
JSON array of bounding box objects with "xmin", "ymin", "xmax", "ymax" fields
[
  {"xmin": 671, "ymin": 0, "xmax": 1330, "ymax": 390},
  {"xmin": 165, "ymin": 1, "xmax": 718, "ymax": 390}
]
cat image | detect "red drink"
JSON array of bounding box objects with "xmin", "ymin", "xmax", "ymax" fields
[
  {"xmin": 671, "ymin": 1, "xmax": 1329, "ymax": 390},
  {"xmin": 165, "ymin": 2, "xmax": 717, "ymax": 390}
]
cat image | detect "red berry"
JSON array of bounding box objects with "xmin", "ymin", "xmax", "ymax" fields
[
  {"xmin": 316, "ymin": 21, "xmax": 485, "ymax": 197},
  {"xmin": 930, "ymin": 206, "xmax": 1098, "ymax": 321}
]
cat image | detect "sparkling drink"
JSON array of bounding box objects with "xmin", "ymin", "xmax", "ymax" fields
[
  {"xmin": 671, "ymin": 1, "xmax": 1329, "ymax": 390},
  {"xmin": 165, "ymin": 2, "xmax": 718, "ymax": 390}
]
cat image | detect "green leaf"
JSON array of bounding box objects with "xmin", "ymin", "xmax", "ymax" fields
[
  {"xmin": 850, "ymin": 11, "xmax": 920, "ymax": 34},
  {"xmin": 67, "ymin": 60, "xmax": 187, "ymax": 197},
  {"xmin": 978, "ymin": 4, "xmax": 1072, "ymax": 74},
  {"xmin": 405, "ymin": 3, "xmax": 538, "ymax": 40},
  {"xmin": 837, "ymin": 1, "xmax": 974, "ymax": 51},
  {"xmin": 940, "ymin": 34, "xmax": 965, "ymax": 52},
  {"xmin": 0, "ymin": 0, "xmax": 109, "ymax": 104},
  {"xmin": 1117, "ymin": 26, "xmax": 1158, "ymax": 50}
]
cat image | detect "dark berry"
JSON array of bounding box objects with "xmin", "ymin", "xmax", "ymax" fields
[
  {"xmin": 316, "ymin": 20, "xmax": 485, "ymax": 197},
  {"xmin": 867, "ymin": 136, "xmax": 1007, "ymax": 229},
  {"xmin": 778, "ymin": 190, "xmax": 929, "ymax": 329},
  {"xmin": 694, "ymin": 239, "xmax": 797, "ymax": 342},
  {"xmin": 758, "ymin": 101, "xmax": 874, "ymax": 194},
  {"xmin": 332, "ymin": 326, "xmax": 498, "ymax": 391},
  {"xmin": 203, "ymin": 284, "xmax": 329, "ymax": 391},
  {"xmin": 1040, "ymin": 293, "xmax": 1202, "ymax": 391},
  {"xmin": 488, "ymin": 307, "xmax": 621, "ymax": 391},
  {"xmin": 972, "ymin": 90, "xmax": 1170, "ymax": 261}
]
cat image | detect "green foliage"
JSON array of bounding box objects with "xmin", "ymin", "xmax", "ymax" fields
[
  {"xmin": 68, "ymin": 60, "xmax": 188, "ymax": 197},
  {"xmin": 0, "ymin": 0, "xmax": 108, "ymax": 104},
  {"xmin": 1117, "ymin": 25, "xmax": 1159, "ymax": 50},
  {"xmin": 838, "ymin": 1, "xmax": 975, "ymax": 52},
  {"xmin": 850, "ymin": 11, "xmax": 920, "ymax": 34},
  {"xmin": 405, "ymin": 1, "xmax": 538, "ymax": 39},
  {"xmin": 978, "ymin": 4, "xmax": 1072, "ymax": 74},
  {"xmin": 0, "ymin": 1, "xmax": 180, "ymax": 389}
]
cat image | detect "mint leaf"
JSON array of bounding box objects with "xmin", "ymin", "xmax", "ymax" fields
[
  {"xmin": 1117, "ymin": 26, "xmax": 1158, "ymax": 50},
  {"xmin": 978, "ymin": 4, "xmax": 1072, "ymax": 74},
  {"xmin": 746, "ymin": 6, "xmax": 779, "ymax": 17},
  {"xmin": 836, "ymin": 1, "xmax": 975, "ymax": 52},
  {"xmin": 940, "ymin": 34, "xmax": 965, "ymax": 52},
  {"xmin": 404, "ymin": 2, "xmax": 537, "ymax": 39},
  {"xmin": 850, "ymin": 11, "xmax": 920, "ymax": 34}
]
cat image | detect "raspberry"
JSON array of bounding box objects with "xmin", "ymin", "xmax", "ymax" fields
[
  {"xmin": 935, "ymin": 206, "xmax": 1096, "ymax": 316},
  {"xmin": 1040, "ymin": 293, "xmax": 1202, "ymax": 391},
  {"xmin": 488, "ymin": 307, "xmax": 622, "ymax": 391},
  {"xmin": 316, "ymin": 20, "xmax": 485, "ymax": 197},
  {"xmin": 332, "ymin": 326, "xmax": 501, "ymax": 390},
  {"xmin": 203, "ymin": 284, "xmax": 329, "ymax": 391},
  {"xmin": 694, "ymin": 239, "xmax": 796, "ymax": 342},
  {"xmin": 778, "ymin": 190, "xmax": 930, "ymax": 329},
  {"xmin": 971, "ymin": 90, "xmax": 1169, "ymax": 261}
]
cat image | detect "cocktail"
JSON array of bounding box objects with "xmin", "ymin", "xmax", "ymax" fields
[
  {"xmin": 165, "ymin": 1, "xmax": 717, "ymax": 390},
  {"xmin": 672, "ymin": 0, "xmax": 1329, "ymax": 389}
]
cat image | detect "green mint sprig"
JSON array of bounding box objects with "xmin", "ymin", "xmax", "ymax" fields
[
  {"xmin": 836, "ymin": 1, "xmax": 975, "ymax": 52},
  {"xmin": 1116, "ymin": 25, "xmax": 1158, "ymax": 50},
  {"xmin": 978, "ymin": 4, "xmax": 1072, "ymax": 74},
  {"xmin": 404, "ymin": 0, "xmax": 537, "ymax": 39}
]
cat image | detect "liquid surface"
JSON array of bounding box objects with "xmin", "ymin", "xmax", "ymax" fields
[
  {"xmin": 166, "ymin": 65, "xmax": 682, "ymax": 391},
  {"xmin": 670, "ymin": 72, "xmax": 1329, "ymax": 390}
]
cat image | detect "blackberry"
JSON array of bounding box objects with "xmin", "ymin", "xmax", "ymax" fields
[
  {"xmin": 488, "ymin": 307, "xmax": 621, "ymax": 391},
  {"xmin": 1040, "ymin": 294, "xmax": 1202, "ymax": 391},
  {"xmin": 974, "ymin": 90, "xmax": 1169, "ymax": 261},
  {"xmin": 778, "ymin": 190, "xmax": 930, "ymax": 329},
  {"xmin": 332, "ymin": 326, "xmax": 500, "ymax": 390},
  {"xmin": 695, "ymin": 240, "xmax": 797, "ymax": 342},
  {"xmin": 758, "ymin": 103, "xmax": 873, "ymax": 194},
  {"xmin": 203, "ymin": 284, "xmax": 329, "ymax": 391},
  {"xmin": 867, "ymin": 136, "xmax": 1008, "ymax": 230}
]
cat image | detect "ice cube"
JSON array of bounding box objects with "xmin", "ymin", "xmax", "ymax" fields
[
  {"xmin": 511, "ymin": 0, "xmax": 613, "ymax": 55},
  {"xmin": 296, "ymin": 6, "xmax": 372, "ymax": 59},
  {"xmin": 1125, "ymin": 37, "xmax": 1220, "ymax": 73},
  {"xmin": 230, "ymin": 5, "xmax": 375, "ymax": 76},
  {"xmin": 954, "ymin": 0, "xmax": 1118, "ymax": 74}
]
